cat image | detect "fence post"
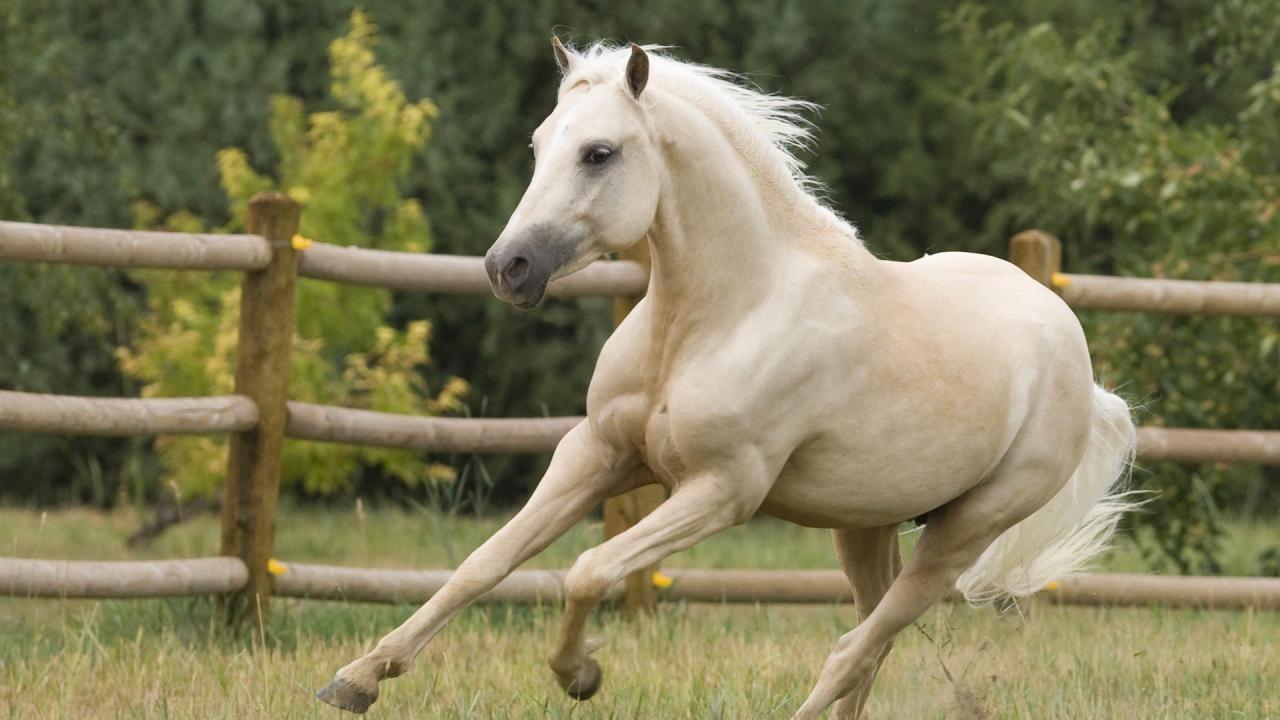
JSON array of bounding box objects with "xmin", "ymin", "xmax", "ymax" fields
[
  {"xmin": 1009, "ymin": 229, "xmax": 1062, "ymax": 289},
  {"xmin": 221, "ymin": 192, "xmax": 300, "ymax": 625},
  {"xmin": 603, "ymin": 241, "xmax": 665, "ymax": 614}
]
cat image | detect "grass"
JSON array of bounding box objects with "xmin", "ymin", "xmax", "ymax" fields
[{"xmin": 2, "ymin": 504, "xmax": 1278, "ymax": 719}]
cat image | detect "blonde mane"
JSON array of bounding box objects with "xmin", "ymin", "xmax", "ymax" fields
[{"xmin": 557, "ymin": 42, "xmax": 857, "ymax": 239}]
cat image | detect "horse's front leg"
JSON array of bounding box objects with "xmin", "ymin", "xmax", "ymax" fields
[
  {"xmin": 548, "ymin": 469, "xmax": 766, "ymax": 700},
  {"xmin": 316, "ymin": 422, "xmax": 633, "ymax": 714}
]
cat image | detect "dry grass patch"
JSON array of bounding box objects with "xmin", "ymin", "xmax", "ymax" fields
[{"xmin": 3, "ymin": 506, "xmax": 1278, "ymax": 718}]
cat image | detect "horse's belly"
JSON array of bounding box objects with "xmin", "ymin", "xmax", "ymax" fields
[{"xmin": 760, "ymin": 413, "xmax": 1015, "ymax": 529}]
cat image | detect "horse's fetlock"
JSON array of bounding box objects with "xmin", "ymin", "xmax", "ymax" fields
[
  {"xmin": 379, "ymin": 656, "xmax": 411, "ymax": 679},
  {"xmin": 547, "ymin": 652, "xmax": 578, "ymax": 677}
]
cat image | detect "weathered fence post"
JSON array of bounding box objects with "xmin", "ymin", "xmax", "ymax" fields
[
  {"xmin": 603, "ymin": 242, "xmax": 665, "ymax": 614},
  {"xmin": 1009, "ymin": 229, "xmax": 1062, "ymax": 289},
  {"xmin": 221, "ymin": 192, "xmax": 301, "ymax": 625}
]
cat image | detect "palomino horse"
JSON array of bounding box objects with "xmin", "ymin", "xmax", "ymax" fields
[{"xmin": 318, "ymin": 40, "xmax": 1136, "ymax": 719}]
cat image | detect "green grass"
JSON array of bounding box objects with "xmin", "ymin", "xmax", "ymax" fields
[{"xmin": 3, "ymin": 505, "xmax": 1279, "ymax": 719}]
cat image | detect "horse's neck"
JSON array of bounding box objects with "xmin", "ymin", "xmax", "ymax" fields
[
  {"xmin": 641, "ymin": 124, "xmax": 873, "ymax": 345},
  {"xmin": 645, "ymin": 181, "xmax": 779, "ymax": 317},
  {"xmin": 631, "ymin": 93, "xmax": 879, "ymax": 383}
]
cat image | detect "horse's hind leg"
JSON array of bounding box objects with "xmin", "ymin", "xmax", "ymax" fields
[
  {"xmin": 830, "ymin": 525, "xmax": 901, "ymax": 720},
  {"xmin": 791, "ymin": 464, "xmax": 1065, "ymax": 720}
]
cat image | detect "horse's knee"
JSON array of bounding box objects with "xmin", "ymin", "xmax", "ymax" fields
[
  {"xmin": 564, "ymin": 548, "xmax": 614, "ymax": 606},
  {"xmin": 829, "ymin": 630, "xmax": 883, "ymax": 683}
]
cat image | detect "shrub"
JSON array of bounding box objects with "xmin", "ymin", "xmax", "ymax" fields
[{"xmin": 119, "ymin": 11, "xmax": 467, "ymax": 498}]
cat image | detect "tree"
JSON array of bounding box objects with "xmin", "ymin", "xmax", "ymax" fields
[
  {"xmin": 120, "ymin": 11, "xmax": 467, "ymax": 498},
  {"xmin": 4, "ymin": 0, "xmax": 1277, "ymax": 573},
  {"xmin": 948, "ymin": 3, "xmax": 1280, "ymax": 572}
]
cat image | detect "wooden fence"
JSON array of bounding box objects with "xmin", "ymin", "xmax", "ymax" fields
[{"xmin": 2, "ymin": 199, "xmax": 1279, "ymax": 620}]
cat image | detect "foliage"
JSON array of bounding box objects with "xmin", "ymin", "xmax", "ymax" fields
[
  {"xmin": 0, "ymin": 263, "xmax": 155, "ymax": 505},
  {"xmin": 947, "ymin": 4, "xmax": 1280, "ymax": 572},
  {"xmin": 2, "ymin": 0, "xmax": 1277, "ymax": 569},
  {"xmin": 0, "ymin": 3, "xmax": 155, "ymax": 504},
  {"xmin": 118, "ymin": 11, "xmax": 466, "ymax": 498}
]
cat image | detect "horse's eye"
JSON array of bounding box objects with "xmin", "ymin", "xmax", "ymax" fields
[{"xmin": 583, "ymin": 146, "xmax": 614, "ymax": 165}]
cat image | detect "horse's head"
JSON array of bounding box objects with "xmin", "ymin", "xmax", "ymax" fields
[{"xmin": 485, "ymin": 40, "xmax": 660, "ymax": 310}]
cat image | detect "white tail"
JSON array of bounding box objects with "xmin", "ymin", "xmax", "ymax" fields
[{"xmin": 955, "ymin": 385, "xmax": 1139, "ymax": 604}]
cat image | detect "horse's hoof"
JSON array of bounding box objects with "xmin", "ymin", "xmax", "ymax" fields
[
  {"xmin": 563, "ymin": 656, "xmax": 602, "ymax": 701},
  {"xmin": 316, "ymin": 676, "xmax": 378, "ymax": 714}
]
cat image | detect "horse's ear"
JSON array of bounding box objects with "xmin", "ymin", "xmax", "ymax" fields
[
  {"xmin": 551, "ymin": 35, "xmax": 573, "ymax": 75},
  {"xmin": 625, "ymin": 43, "xmax": 649, "ymax": 99}
]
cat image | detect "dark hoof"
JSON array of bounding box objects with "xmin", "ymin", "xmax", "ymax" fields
[
  {"xmin": 316, "ymin": 676, "xmax": 378, "ymax": 714},
  {"xmin": 563, "ymin": 656, "xmax": 602, "ymax": 701}
]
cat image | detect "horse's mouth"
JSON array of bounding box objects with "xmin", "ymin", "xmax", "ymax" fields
[{"xmin": 504, "ymin": 284, "xmax": 548, "ymax": 312}]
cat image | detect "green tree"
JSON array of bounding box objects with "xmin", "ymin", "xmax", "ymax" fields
[
  {"xmin": 4, "ymin": 0, "xmax": 1277, "ymax": 575},
  {"xmin": 120, "ymin": 11, "xmax": 466, "ymax": 498},
  {"xmin": 0, "ymin": 2, "xmax": 156, "ymax": 505},
  {"xmin": 948, "ymin": 4, "xmax": 1280, "ymax": 572}
]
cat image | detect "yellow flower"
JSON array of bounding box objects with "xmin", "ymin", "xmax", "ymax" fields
[
  {"xmin": 1043, "ymin": 579, "xmax": 1061, "ymax": 591},
  {"xmin": 291, "ymin": 234, "xmax": 313, "ymax": 250},
  {"xmin": 267, "ymin": 558, "xmax": 289, "ymax": 575},
  {"xmin": 1051, "ymin": 273, "xmax": 1071, "ymax": 289},
  {"xmin": 651, "ymin": 570, "xmax": 674, "ymax": 589}
]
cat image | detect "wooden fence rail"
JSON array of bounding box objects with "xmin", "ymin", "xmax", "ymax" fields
[
  {"xmin": 284, "ymin": 402, "xmax": 580, "ymax": 454},
  {"xmin": 1011, "ymin": 229, "xmax": 1280, "ymax": 317},
  {"xmin": 7, "ymin": 220, "xmax": 1276, "ymax": 318},
  {"xmin": 285, "ymin": 410, "xmax": 1280, "ymax": 466},
  {"xmin": 3, "ymin": 391, "xmax": 1278, "ymax": 467},
  {"xmin": 0, "ymin": 556, "xmax": 248, "ymax": 598},
  {"xmin": 1059, "ymin": 273, "xmax": 1280, "ymax": 317},
  {"xmin": 0, "ymin": 220, "xmax": 270, "ymax": 270},
  {"xmin": 1137, "ymin": 427, "xmax": 1280, "ymax": 465},
  {"xmin": 298, "ymin": 242, "xmax": 648, "ymax": 297},
  {"xmin": 272, "ymin": 563, "xmax": 574, "ymax": 605},
  {"xmin": 271, "ymin": 565, "xmax": 1280, "ymax": 611},
  {"xmin": 0, "ymin": 390, "xmax": 258, "ymax": 435},
  {"xmin": 9, "ymin": 555, "xmax": 1279, "ymax": 611}
]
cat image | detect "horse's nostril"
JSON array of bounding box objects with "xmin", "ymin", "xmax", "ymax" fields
[{"xmin": 502, "ymin": 256, "xmax": 530, "ymax": 286}]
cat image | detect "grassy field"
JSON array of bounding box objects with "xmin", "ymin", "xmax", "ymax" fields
[{"xmin": 2, "ymin": 504, "xmax": 1278, "ymax": 719}]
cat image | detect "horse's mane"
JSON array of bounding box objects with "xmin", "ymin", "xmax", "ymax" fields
[{"xmin": 558, "ymin": 43, "xmax": 842, "ymax": 219}]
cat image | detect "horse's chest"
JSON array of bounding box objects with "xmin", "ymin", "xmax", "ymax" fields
[
  {"xmin": 640, "ymin": 404, "xmax": 684, "ymax": 489},
  {"xmin": 592, "ymin": 389, "xmax": 685, "ymax": 490}
]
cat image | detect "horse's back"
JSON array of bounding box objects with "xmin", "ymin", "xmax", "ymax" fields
[
  {"xmin": 758, "ymin": 250, "xmax": 1096, "ymax": 527},
  {"xmin": 903, "ymin": 251, "xmax": 1056, "ymax": 304},
  {"xmin": 896, "ymin": 251, "xmax": 1086, "ymax": 352}
]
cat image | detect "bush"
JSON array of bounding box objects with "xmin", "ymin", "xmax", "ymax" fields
[
  {"xmin": 119, "ymin": 11, "xmax": 467, "ymax": 499},
  {"xmin": 3, "ymin": 0, "xmax": 1276, "ymax": 569},
  {"xmin": 948, "ymin": 4, "xmax": 1280, "ymax": 571}
]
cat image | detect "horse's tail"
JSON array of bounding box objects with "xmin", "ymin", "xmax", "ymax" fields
[{"xmin": 955, "ymin": 385, "xmax": 1140, "ymax": 605}]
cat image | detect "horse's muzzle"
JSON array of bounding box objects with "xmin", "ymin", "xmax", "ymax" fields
[
  {"xmin": 484, "ymin": 248, "xmax": 549, "ymax": 310},
  {"xmin": 484, "ymin": 225, "xmax": 579, "ymax": 311}
]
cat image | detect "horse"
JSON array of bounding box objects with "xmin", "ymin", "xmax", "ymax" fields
[{"xmin": 317, "ymin": 39, "xmax": 1136, "ymax": 719}]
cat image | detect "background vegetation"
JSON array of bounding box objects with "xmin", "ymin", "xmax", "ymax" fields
[{"xmin": 1, "ymin": 1, "xmax": 1277, "ymax": 572}]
